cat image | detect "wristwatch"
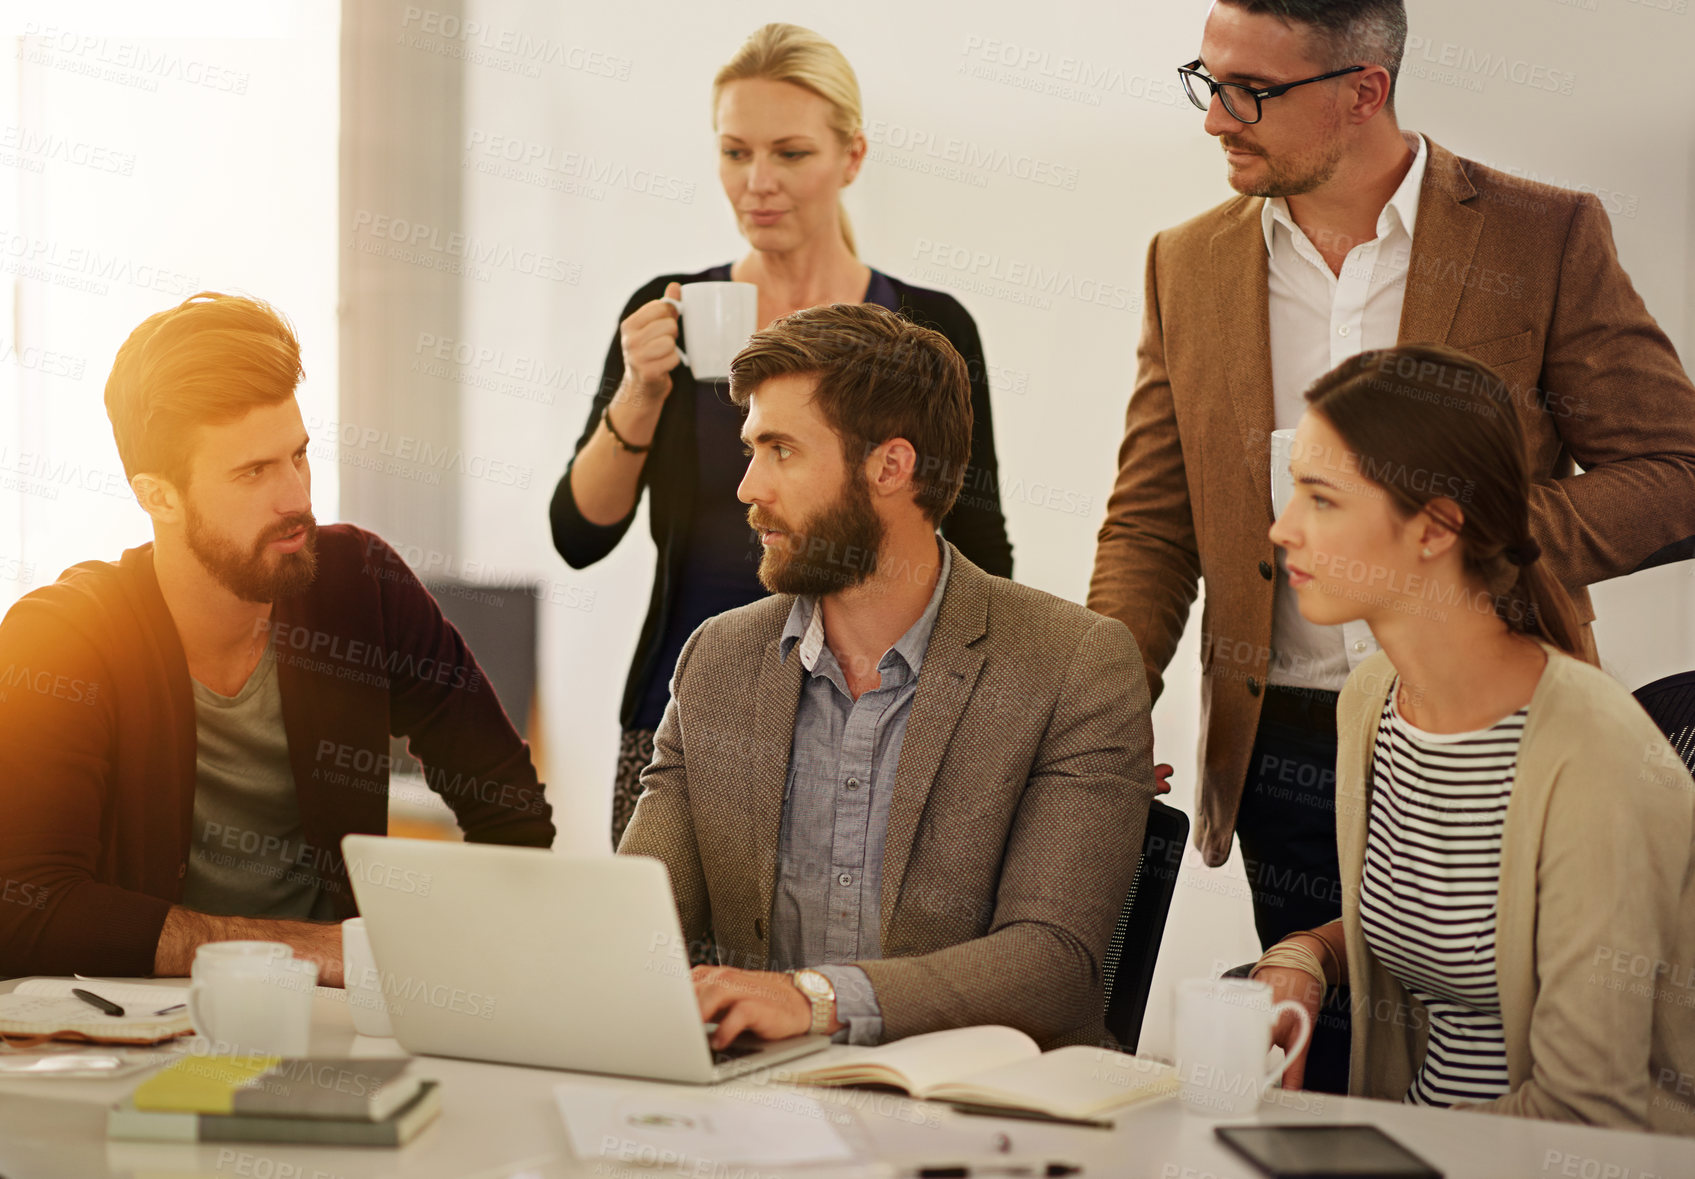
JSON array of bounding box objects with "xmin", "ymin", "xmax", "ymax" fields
[{"xmin": 789, "ymin": 969, "xmax": 837, "ymax": 1036}]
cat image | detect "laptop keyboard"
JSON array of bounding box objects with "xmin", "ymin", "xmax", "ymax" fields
[{"xmin": 710, "ymin": 1038, "xmax": 763, "ymax": 1066}]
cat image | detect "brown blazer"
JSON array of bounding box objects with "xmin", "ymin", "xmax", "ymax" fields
[
  {"xmin": 1337, "ymin": 643, "xmax": 1695, "ymax": 1134},
  {"xmin": 618, "ymin": 545, "xmax": 1157, "ymax": 1048},
  {"xmin": 1088, "ymin": 136, "xmax": 1695, "ymax": 865}
]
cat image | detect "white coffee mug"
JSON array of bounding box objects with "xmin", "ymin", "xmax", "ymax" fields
[
  {"xmin": 341, "ymin": 918, "xmax": 394, "ymax": 1038},
  {"xmin": 1270, "ymin": 428, "xmax": 1298, "ymax": 519},
  {"xmin": 188, "ymin": 949, "xmax": 318, "ymax": 1057},
  {"xmin": 1174, "ymin": 977, "xmax": 1312, "ymax": 1118},
  {"xmin": 190, "ymin": 940, "xmax": 293, "ymax": 979},
  {"xmin": 663, "ymin": 281, "xmax": 757, "ymax": 380}
]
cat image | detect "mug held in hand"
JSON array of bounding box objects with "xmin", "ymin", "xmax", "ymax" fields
[
  {"xmin": 1174, "ymin": 978, "xmax": 1313, "ymax": 1118},
  {"xmin": 663, "ymin": 282, "xmax": 757, "ymax": 380}
]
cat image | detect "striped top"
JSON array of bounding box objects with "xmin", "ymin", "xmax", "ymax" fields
[{"xmin": 1358, "ymin": 676, "xmax": 1527, "ymax": 1107}]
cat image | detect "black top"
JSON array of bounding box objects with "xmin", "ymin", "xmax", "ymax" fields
[
  {"xmin": 637, "ymin": 264, "xmax": 907, "ymax": 728},
  {"xmin": 549, "ymin": 264, "xmax": 1014, "ymax": 730}
]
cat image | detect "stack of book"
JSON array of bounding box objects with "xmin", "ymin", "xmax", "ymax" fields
[{"xmin": 107, "ymin": 1054, "xmax": 439, "ymax": 1146}]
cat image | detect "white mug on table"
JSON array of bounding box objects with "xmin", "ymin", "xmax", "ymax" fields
[
  {"xmin": 342, "ymin": 917, "xmax": 394, "ymax": 1038},
  {"xmin": 188, "ymin": 941, "xmax": 318, "ymax": 1056},
  {"xmin": 189, "ymin": 940, "xmax": 293, "ymax": 974},
  {"xmin": 1174, "ymin": 977, "xmax": 1312, "ymax": 1118},
  {"xmin": 663, "ymin": 281, "xmax": 757, "ymax": 380}
]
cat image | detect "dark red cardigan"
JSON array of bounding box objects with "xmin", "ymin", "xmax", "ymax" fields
[{"xmin": 0, "ymin": 524, "xmax": 555, "ymax": 978}]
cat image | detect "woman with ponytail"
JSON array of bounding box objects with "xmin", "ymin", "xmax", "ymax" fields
[
  {"xmin": 550, "ymin": 24, "xmax": 1013, "ymax": 846},
  {"xmin": 1255, "ymin": 343, "xmax": 1695, "ymax": 1132}
]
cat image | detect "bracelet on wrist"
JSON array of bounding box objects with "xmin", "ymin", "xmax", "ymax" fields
[
  {"xmin": 1251, "ymin": 938, "xmax": 1329, "ymax": 997},
  {"xmin": 601, "ymin": 404, "xmax": 651, "ymax": 454},
  {"xmin": 1284, "ymin": 929, "xmax": 1341, "ymax": 985}
]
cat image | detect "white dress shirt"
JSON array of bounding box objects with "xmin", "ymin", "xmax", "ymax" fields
[{"xmin": 1264, "ymin": 132, "xmax": 1428, "ymax": 692}]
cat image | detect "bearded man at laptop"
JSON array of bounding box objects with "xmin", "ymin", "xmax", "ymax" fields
[{"xmin": 619, "ymin": 303, "xmax": 1157, "ymax": 1051}]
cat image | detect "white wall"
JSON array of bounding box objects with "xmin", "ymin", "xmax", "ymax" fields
[
  {"xmin": 445, "ymin": 0, "xmax": 1695, "ymax": 1056},
  {"xmin": 0, "ymin": 4, "xmax": 341, "ymax": 615}
]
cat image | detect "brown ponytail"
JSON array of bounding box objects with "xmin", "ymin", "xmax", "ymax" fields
[
  {"xmin": 1303, "ymin": 343, "xmax": 1591, "ymax": 662},
  {"xmin": 1498, "ymin": 547, "xmax": 1587, "ymax": 660}
]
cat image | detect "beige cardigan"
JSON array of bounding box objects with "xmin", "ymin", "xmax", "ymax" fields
[{"xmin": 1336, "ymin": 641, "xmax": 1695, "ymax": 1133}]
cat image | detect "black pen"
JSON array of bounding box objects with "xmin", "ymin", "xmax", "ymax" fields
[
  {"xmin": 71, "ymin": 987, "xmax": 125, "ymax": 1017},
  {"xmin": 907, "ymin": 1165, "xmax": 1081, "ymax": 1178}
]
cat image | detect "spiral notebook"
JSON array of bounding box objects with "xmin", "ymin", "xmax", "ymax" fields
[{"xmin": 0, "ymin": 979, "xmax": 194, "ymax": 1044}]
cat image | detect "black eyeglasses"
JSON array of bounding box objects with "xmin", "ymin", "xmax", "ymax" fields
[{"xmin": 1178, "ymin": 59, "xmax": 1364, "ymax": 124}]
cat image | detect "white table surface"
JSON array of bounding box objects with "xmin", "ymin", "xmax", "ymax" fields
[{"xmin": 2, "ymin": 976, "xmax": 1692, "ymax": 1179}]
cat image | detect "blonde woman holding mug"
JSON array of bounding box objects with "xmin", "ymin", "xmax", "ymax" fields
[{"xmin": 551, "ymin": 24, "xmax": 1013, "ymax": 847}]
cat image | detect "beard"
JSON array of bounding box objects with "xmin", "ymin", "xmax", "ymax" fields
[
  {"xmin": 748, "ymin": 471, "xmax": 884, "ymax": 596},
  {"xmin": 185, "ymin": 501, "xmax": 319, "ymax": 604},
  {"xmin": 1220, "ymin": 118, "xmax": 1345, "ymax": 198}
]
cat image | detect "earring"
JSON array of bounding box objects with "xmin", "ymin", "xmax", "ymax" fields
[{"xmin": 1421, "ymin": 546, "xmax": 1432, "ymax": 558}]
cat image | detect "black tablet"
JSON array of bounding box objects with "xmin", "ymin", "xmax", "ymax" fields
[{"xmin": 1215, "ymin": 1124, "xmax": 1444, "ymax": 1179}]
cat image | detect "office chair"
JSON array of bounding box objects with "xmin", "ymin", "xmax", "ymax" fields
[
  {"xmin": 1102, "ymin": 799, "xmax": 1189, "ymax": 1052},
  {"xmin": 387, "ymin": 579, "xmax": 541, "ymax": 840},
  {"xmin": 1634, "ymin": 669, "xmax": 1695, "ymax": 777}
]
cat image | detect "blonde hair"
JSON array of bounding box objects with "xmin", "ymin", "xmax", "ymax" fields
[{"xmin": 712, "ymin": 23, "xmax": 862, "ymax": 256}]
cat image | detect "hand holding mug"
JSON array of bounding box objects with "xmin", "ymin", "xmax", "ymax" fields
[
  {"xmin": 1254, "ymin": 964, "xmax": 1325, "ymax": 1090},
  {"xmin": 1174, "ymin": 977, "xmax": 1313, "ymax": 1117},
  {"xmin": 617, "ymin": 281, "xmax": 686, "ymax": 408}
]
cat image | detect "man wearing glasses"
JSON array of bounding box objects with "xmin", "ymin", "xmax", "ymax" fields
[{"xmin": 1088, "ymin": 0, "xmax": 1695, "ymax": 1092}]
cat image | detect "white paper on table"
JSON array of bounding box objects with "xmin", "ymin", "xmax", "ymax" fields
[
  {"xmin": 0, "ymin": 980, "xmax": 193, "ymax": 1043},
  {"xmin": 554, "ymin": 1076, "xmax": 857, "ymax": 1169},
  {"xmin": 0, "ymin": 1051, "xmax": 167, "ymax": 1079},
  {"xmin": 56, "ymin": 978, "xmax": 192, "ymax": 1009}
]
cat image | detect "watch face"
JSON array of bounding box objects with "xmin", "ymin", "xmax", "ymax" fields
[{"xmin": 796, "ymin": 971, "xmax": 832, "ymax": 998}]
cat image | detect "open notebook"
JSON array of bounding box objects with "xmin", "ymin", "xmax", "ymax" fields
[
  {"xmin": 776, "ymin": 1026, "xmax": 1177, "ymax": 1125},
  {"xmin": 0, "ymin": 979, "xmax": 193, "ymax": 1044}
]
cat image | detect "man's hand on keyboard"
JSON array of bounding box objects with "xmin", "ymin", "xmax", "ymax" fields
[{"xmin": 692, "ymin": 965, "xmax": 838, "ymax": 1050}]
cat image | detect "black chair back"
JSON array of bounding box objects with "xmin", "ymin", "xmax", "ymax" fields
[
  {"xmin": 1634, "ymin": 669, "xmax": 1695, "ymax": 776},
  {"xmin": 1102, "ymin": 799, "xmax": 1188, "ymax": 1052},
  {"xmin": 387, "ymin": 580, "xmax": 540, "ymax": 773}
]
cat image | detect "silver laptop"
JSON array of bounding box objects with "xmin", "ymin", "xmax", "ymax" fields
[{"xmin": 341, "ymin": 836, "xmax": 828, "ymax": 1083}]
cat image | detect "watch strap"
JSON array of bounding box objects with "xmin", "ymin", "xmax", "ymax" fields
[{"xmin": 790, "ymin": 969, "xmax": 836, "ymax": 1037}]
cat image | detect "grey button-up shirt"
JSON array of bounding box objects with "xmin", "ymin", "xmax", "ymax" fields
[{"xmin": 769, "ymin": 539, "xmax": 951, "ymax": 1045}]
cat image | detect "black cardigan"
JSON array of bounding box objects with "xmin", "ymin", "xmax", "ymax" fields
[
  {"xmin": 0, "ymin": 525, "xmax": 554, "ymax": 978},
  {"xmin": 549, "ymin": 266, "xmax": 1014, "ymax": 729}
]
